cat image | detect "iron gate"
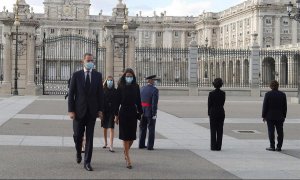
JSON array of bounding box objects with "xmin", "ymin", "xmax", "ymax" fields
[
  {"xmin": 0, "ymin": 44, "xmax": 3, "ymax": 84},
  {"xmin": 35, "ymin": 34, "xmax": 106, "ymax": 95}
]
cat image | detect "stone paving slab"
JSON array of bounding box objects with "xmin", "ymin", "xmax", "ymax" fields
[
  {"xmin": 19, "ymin": 99, "xmax": 68, "ymax": 115},
  {"xmin": 0, "ymin": 146, "xmax": 239, "ymax": 179},
  {"xmin": 197, "ymin": 123, "xmax": 300, "ymax": 140},
  {"xmin": 0, "ymin": 119, "xmax": 166, "ymax": 139},
  {"xmin": 158, "ymin": 96, "xmax": 300, "ymax": 118}
]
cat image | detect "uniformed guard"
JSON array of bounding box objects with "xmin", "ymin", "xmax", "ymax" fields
[{"xmin": 139, "ymin": 75, "xmax": 159, "ymax": 150}]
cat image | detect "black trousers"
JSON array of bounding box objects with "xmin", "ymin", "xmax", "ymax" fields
[
  {"xmin": 139, "ymin": 116, "xmax": 156, "ymax": 149},
  {"xmin": 267, "ymin": 120, "xmax": 284, "ymax": 149},
  {"xmin": 73, "ymin": 111, "xmax": 96, "ymax": 164},
  {"xmin": 209, "ymin": 118, "xmax": 224, "ymax": 150}
]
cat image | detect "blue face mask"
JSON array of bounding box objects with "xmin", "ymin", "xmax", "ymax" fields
[
  {"xmin": 107, "ymin": 80, "xmax": 113, "ymax": 88},
  {"xmin": 84, "ymin": 62, "xmax": 94, "ymax": 70},
  {"xmin": 125, "ymin": 77, "xmax": 133, "ymax": 84}
]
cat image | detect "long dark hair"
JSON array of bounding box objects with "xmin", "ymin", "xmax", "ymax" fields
[
  {"xmin": 103, "ymin": 76, "xmax": 115, "ymax": 91},
  {"xmin": 118, "ymin": 68, "xmax": 137, "ymax": 88}
]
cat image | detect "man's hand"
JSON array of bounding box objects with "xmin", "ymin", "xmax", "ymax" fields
[
  {"xmin": 152, "ymin": 115, "xmax": 157, "ymax": 120},
  {"xmin": 69, "ymin": 112, "xmax": 76, "ymax": 120},
  {"xmin": 114, "ymin": 116, "xmax": 119, "ymax": 125},
  {"xmin": 263, "ymin": 118, "xmax": 266, "ymax": 123},
  {"xmin": 98, "ymin": 111, "xmax": 103, "ymax": 120}
]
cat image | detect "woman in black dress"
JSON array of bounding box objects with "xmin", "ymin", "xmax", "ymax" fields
[
  {"xmin": 208, "ymin": 78, "xmax": 226, "ymax": 151},
  {"xmin": 101, "ymin": 76, "xmax": 117, "ymax": 152},
  {"xmin": 114, "ymin": 68, "xmax": 143, "ymax": 169}
]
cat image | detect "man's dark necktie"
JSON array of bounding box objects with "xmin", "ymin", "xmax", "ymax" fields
[{"xmin": 85, "ymin": 71, "xmax": 91, "ymax": 93}]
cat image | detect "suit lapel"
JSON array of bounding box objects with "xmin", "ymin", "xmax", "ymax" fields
[
  {"xmin": 89, "ymin": 70, "xmax": 96, "ymax": 93},
  {"xmin": 80, "ymin": 70, "xmax": 85, "ymax": 89}
]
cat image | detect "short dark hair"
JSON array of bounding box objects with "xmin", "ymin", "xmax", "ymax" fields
[
  {"xmin": 212, "ymin": 78, "xmax": 223, "ymax": 89},
  {"xmin": 270, "ymin": 80, "xmax": 279, "ymax": 90},
  {"xmin": 83, "ymin": 53, "xmax": 93, "ymax": 58}
]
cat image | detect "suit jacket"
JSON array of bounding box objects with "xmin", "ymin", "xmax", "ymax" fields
[
  {"xmin": 208, "ymin": 88, "xmax": 225, "ymax": 119},
  {"xmin": 262, "ymin": 90, "xmax": 287, "ymax": 122},
  {"xmin": 140, "ymin": 84, "xmax": 159, "ymax": 118},
  {"xmin": 68, "ymin": 69, "xmax": 104, "ymax": 120}
]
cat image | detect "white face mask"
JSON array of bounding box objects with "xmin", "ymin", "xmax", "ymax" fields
[{"xmin": 107, "ymin": 80, "xmax": 113, "ymax": 88}]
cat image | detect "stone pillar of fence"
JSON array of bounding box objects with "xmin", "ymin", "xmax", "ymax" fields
[
  {"xmin": 250, "ymin": 33, "xmax": 260, "ymax": 97},
  {"xmin": 128, "ymin": 35, "xmax": 136, "ymax": 71},
  {"xmin": 188, "ymin": 32, "xmax": 198, "ymax": 96},
  {"xmin": 0, "ymin": 29, "xmax": 12, "ymax": 94},
  {"xmin": 25, "ymin": 32, "xmax": 40, "ymax": 95},
  {"xmin": 105, "ymin": 33, "xmax": 114, "ymax": 78}
]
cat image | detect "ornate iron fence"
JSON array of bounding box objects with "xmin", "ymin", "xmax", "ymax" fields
[
  {"xmin": 259, "ymin": 49, "xmax": 300, "ymax": 88},
  {"xmin": 197, "ymin": 47, "xmax": 251, "ymax": 88},
  {"xmin": 0, "ymin": 44, "xmax": 3, "ymax": 84},
  {"xmin": 135, "ymin": 47, "xmax": 189, "ymax": 87},
  {"xmin": 35, "ymin": 34, "xmax": 106, "ymax": 95}
]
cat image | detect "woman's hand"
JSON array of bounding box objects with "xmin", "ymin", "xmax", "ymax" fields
[{"xmin": 114, "ymin": 116, "xmax": 119, "ymax": 125}]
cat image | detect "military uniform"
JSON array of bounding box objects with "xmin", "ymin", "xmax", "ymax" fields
[{"xmin": 139, "ymin": 75, "xmax": 159, "ymax": 150}]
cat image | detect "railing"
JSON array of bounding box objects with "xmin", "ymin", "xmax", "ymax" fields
[
  {"xmin": 259, "ymin": 49, "xmax": 300, "ymax": 88},
  {"xmin": 197, "ymin": 47, "xmax": 251, "ymax": 88},
  {"xmin": 35, "ymin": 34, "xmax": 106, "ymax": 95},
  {"xmin": 135, "ymin": 47, "xmax": 189, "ymax": 87},
  {"xmin": 0, "ymin": 44, "xmax": 3, "ymax": 83}
]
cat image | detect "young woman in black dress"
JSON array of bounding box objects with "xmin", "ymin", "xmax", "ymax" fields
[
  {"xmin": 101, "ymin": 76, "xmax": 117, "ymax": 152},
  {"xmin": 114, "ymin": 68, "xmax": 143, "ymax": 169}
]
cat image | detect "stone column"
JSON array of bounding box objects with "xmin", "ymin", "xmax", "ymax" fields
[
  {"xmin": 163, "ymin": 29, "xmax": 172, "ymax": 48},
  {"xmin": 188, "ymin": 33, "xmax": 198, "ymax": 96},
  {"xmin": 151, "ymin": 31, "xmax": 156, "ymax": 48},
  {"xmin": 250, "ymin": 33, "xmax": 260, "ymax": 97},
  {"xmin": 258, "ymin": 16, "xmax": 264, "ymax": 47},
  {"xmin": 274, "ymin": 16, "xmax": 281, "ymax": 47},
  {"xmin": 0, "ymin": 32, "xmax": 12, "ymax": 94},
  {"xmin": 105, "ymin": 34, "xmax": 114, "ymax": 77},
  {"xmin": 181, "ymin": 31, "xmax": 186, "ymax": 48},
  {"xmin": 138, "ymin": 30, "xmax": 143, "ymax": 48},
  {"xmin": 127, "ymin": 35, "xmax": 136, "ymax": 71},
  {"xmin": 25, "ymin": 33, "xmax": 39, "ymax": 95},
  {"xmin": 292, "ymin": 20, "xmax": 298, "ymax": 45}
]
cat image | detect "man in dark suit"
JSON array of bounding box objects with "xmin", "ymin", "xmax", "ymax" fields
[
  {"xmin": 139, "ymin": 75, "xmax": 159, "ymax": 150},
  {"xmin": 208, "ymin": 78, "xmax": 226, "ymax": 151},
  {"xmin": 262, "ymin": 80, "xmax": 287, "ymax": 152},
  {"xmin": 68, "ymin": 53, "xmax": 104, "ymax": 171}
]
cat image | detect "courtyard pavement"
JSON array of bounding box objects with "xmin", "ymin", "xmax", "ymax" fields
[{"xmin": 0, "ymin": 95, "xmax": 299, "ymax": 179}]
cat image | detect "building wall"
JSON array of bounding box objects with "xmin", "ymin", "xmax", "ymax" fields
[{"xmin": 0, "ymin": 0, "xmax": 298, "ymax": 49}]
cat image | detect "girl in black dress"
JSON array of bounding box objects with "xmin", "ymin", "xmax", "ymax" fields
[
  {"xmin": 101, "ymin": 76, "xmax": 117, "ymax": 152},
  {"xmin": 114, "ymin": 68, "xmax": 143, "ymax": 169}
]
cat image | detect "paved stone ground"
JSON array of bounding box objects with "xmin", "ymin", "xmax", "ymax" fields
[{"xmin": 0, "ymin": 95, "xmax": 299, "ymax": 179}]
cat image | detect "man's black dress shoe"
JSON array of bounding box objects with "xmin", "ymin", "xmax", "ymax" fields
[
  {"xmin": 76, "ymin": 153, "xmax": 82, "ymax": 164},
  {"xmin": 276, "ymin": 148, "xmax": 282, "ymax": 152},
  {"xmin": 139, "ymin": 146, "xmax": 147, "ymax": 149},
  {"xmin": 266, "ymin": 147, "xmax": 275, "ymax": 151},
  {"xmin": 84, "ymin": 164, "xmax": 93, "ymax": 171},
  {"xmin": 147, "ymin": 148, "xmax": 154, "ymax": 150}
]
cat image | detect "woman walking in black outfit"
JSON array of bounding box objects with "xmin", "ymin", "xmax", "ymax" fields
[
  {"xmin": 208, "ymin": 78, "xmax": 226, "ymax": 151},
  {"xmin": 101, "ymin": 76, "xmax": 117, "ymax": 152},
  {"xmin": 114, "ymin": 68, "xmax": 143, "ymax": 169}
]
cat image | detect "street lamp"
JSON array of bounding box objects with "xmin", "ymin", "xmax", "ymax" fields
[
  {"xmin": 122, "ymin": 5, "xmax": 129, "ymax": 72},
  {"xmin": 287, "ymin": 0, "xmax": 300, "ymax": 22},
  {"xmin": 287, "ymin": 1, "xmax": 300, "ymax": 103},
  {"xmin": 13, "ymin": 0, "xmax": 20, "ymax": 95}
]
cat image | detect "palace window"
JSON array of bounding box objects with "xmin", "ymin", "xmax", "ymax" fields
[
  {"xmin": 283, "ymin": 29, "xmax": 289, "ymax": 34},
  {"xmin": 212, "ymin": 29, "xmax": 216, "ymax": 34},
  {"xmin": 266, "ymin": 44, "xmax": 271, "ymax": 48},
  {"xmin": 145, "ymin": 31, "xmax": 149, "ymax": 38},
  {"xmin": 50, "ymin": 29, "xmax": 55, "ymax": 34},
  {"xmin": 174, "ymin": 31, "xmax": 179, "ymax": 37},
  {"xmin": 157, "ymin": 32, "xmax": 162, "ymax": 37},
  {"xmin": 78, "ymin": 30, "xmax": 83, "ymax": 35},
  {"xmin": 283, "ymin": 19, "xmax": 289, "ymax": 26},
  {"xmin": 265, "ymin": 18, "xmax": 272, "ymax": 25}
]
